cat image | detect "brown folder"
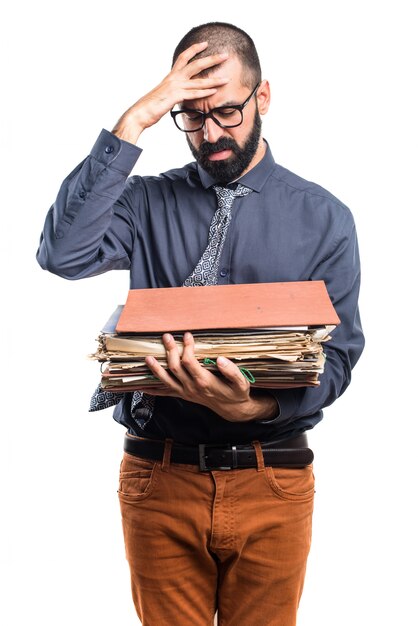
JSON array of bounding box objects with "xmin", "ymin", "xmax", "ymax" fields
[{"xmin": 116, "ymin": 281, "xmax": 340, "ymax": 334}]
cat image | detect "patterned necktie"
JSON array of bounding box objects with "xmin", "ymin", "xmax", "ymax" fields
[{"xmin": 183, "ymin": 184, "xmax": 253, "ymax": 287}]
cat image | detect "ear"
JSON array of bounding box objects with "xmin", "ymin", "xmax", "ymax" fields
[{"xmin": 256, "ymin": 79, "xmax": 271, "ymax": 115}]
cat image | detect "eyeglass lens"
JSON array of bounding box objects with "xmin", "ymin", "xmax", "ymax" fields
[{"xmin": 177, "ymin": 108, "xmax": 243, "ymax": 132}]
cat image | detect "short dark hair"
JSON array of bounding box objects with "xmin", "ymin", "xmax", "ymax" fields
[{"xmin": 172, "ymin": 22, "xmax": 262, "ymax": 88}]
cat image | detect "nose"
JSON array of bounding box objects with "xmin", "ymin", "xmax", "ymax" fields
[{"xmin": 203, "ymin": 116, "xmax": 224, "ymax": 143}]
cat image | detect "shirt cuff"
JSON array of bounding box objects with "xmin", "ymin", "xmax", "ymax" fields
[{"xmin": 90, "ymin": 129, "xmax": 142, "ymax": 175}]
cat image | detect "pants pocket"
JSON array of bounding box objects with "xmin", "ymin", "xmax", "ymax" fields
[
  {"xmin": 265, "ymin": 464, "xmax": 315, "ymax": 501},
  {"xmin": 118, "ymin": 452, "xmax": 159, "ymax": 501}
]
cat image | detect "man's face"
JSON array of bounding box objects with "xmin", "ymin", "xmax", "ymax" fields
[{"xmin": 183, "ymin": 56, "xmax": 265, "ymax": 184}]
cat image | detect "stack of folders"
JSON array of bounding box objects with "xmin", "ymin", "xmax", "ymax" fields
[{"xmin": 90, "ymin": 281, "xmax": 340, "ymax": 392}]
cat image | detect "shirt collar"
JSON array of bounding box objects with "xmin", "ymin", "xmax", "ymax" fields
[{"xmin": 197, "ymin": 139, "xmax": 276, "ymax": 192}]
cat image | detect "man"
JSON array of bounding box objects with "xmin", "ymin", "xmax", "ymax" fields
[{"xmin": 37, "ymin": 22, "xmax": 364, "ymax": 626}]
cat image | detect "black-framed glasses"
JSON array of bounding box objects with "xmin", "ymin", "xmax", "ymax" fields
[{"xmin": 170, "ymin": 82, "xmax": 260, "ymax": 133}]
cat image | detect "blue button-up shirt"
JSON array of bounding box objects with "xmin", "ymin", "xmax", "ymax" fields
[{"xmin": 37, "ymin": 129, "xmax": 364, "ymax": 444}]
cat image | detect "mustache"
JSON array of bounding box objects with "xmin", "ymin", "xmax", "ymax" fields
[{"xmin": 198, "ymin": 137, "xmax": 238, "ymax": 158}]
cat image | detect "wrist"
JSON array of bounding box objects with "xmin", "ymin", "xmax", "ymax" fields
[
  {"xmin": 245, "ymin": 391, "xmax": 278, "ymax": 422},
  {"xmin": 216, "ymin": 394, "xmax": 277, "ymax": 422},
  {"xmin": 112, "ymin": 111, "xmax": 145, "ymax": 145}
]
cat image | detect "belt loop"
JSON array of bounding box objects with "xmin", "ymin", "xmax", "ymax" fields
[
  {"xmin": 252, "ymin": 440, "xmax": 265, "ymax": 472},
  {"xmin": 161, "ymin": 438, "xmax": 173, "ymax": 472}
]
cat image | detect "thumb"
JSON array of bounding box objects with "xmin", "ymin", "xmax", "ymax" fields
[{"xmin": 216, "ymin": 357, "xmax": 244, "ymax": 384}]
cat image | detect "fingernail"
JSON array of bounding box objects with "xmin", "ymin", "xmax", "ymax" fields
[
  {"xmin": 163, "ymin": 333, "xmax": 172, "ymax": 342},
  {"xmin": 146, "ymin": 356, "xmax": 155, "ymax": 365},
  {"xmin": 184, "ymin": 331, "xmax": 192, "ymax": 340},
  {"xmin": 217, "ymin": 357, "xmax": 228, "ymax": 366},
  {"xmin": 219, "ymin": 52, "xmax": 229, "ymax": 58}
]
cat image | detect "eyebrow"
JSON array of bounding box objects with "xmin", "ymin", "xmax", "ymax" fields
[{"xmin": 218, "ymin": 100, "xmax": 240, "ymax": 107}]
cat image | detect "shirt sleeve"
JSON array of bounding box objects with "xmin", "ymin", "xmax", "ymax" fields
[
  {"xmin": 258, "ymin": 209, "xmax": 365, "ymax": 427},
  {"xmin": 36, "ymin": 129, "xmax": 142, "ymax": 279}
]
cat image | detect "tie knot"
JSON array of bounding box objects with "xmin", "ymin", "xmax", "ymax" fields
[{"xmin": 213, "ymin": 184, "xmax": 252, "ymax": 208}]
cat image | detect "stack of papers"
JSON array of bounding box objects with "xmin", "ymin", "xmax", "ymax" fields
[
  {"xmin": 90, "ymin": 282, "xmax": 340, "ymax": 392},
  {"xmin": 92, "ymin": 323, "xmax": 334, "ymax": 390}
]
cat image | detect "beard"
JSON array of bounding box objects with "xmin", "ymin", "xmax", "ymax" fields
[{"xmin": 187, "ymin": 110, "xmax": 262, "ymax": 185}]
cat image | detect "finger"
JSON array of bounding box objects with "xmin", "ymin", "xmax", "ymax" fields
[
  {"xmin": 216, "ymin": 357, "xmax": 249, "ymax": 390},
  {"xmin": 179, "ymin": 87, "xmax": 223, "ymax": 103},
  {"xmin": 145, "ymin": 355, "xmax": 183, "ymax": 394},
  {"xmin": 179, "ymin": 77, "xmax": 231, "ymax": 91},
  {"xmin": 163, "ymin": 333, "xmax": 193, "ymax": 384},
  {"xmin": 185, "ymin": 52, "xmax": 229, "ymax": 79},
  {"xmin": 181, "ymin": 332, "xmax": 206, "ymax": 379},
  {"xmin": 172, "ymin": 41, "xmax": 209, "ymax": 69}
]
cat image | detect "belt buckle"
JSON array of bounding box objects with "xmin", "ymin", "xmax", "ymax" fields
[{"xmin": 198, "ymin": 443, "xmax": 237, "ymax": 471}]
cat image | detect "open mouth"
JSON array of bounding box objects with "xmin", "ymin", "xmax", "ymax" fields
[{"xmin": 207, "ymin": 149, "xmax": 233, "ymax": 161}]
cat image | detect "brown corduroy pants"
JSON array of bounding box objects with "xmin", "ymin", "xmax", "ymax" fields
[{"xmin": 118, "ymin": 437, "xmax": 314, "ymax": 626}]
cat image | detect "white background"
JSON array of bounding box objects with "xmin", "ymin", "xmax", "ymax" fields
[{"xmin": 2, "ymin": 1, "xmax": 417, "ymax": 624}]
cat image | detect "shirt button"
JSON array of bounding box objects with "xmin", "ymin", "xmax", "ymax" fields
[
  {"xmin": 220, "ymin": 268, "xmax": 228, "ymax": 278},
  {"xmin": 104, "ymin": 145, "xmax": 114, "ymax": 154},
  {"xmin": 79, "ymin": 191, "xmax": 86, "ymax": 199}
]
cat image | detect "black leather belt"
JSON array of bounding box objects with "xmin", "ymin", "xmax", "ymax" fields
[{"xmin": 124, "ymin": 433, "xmax": 313, "ymax": 471}]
